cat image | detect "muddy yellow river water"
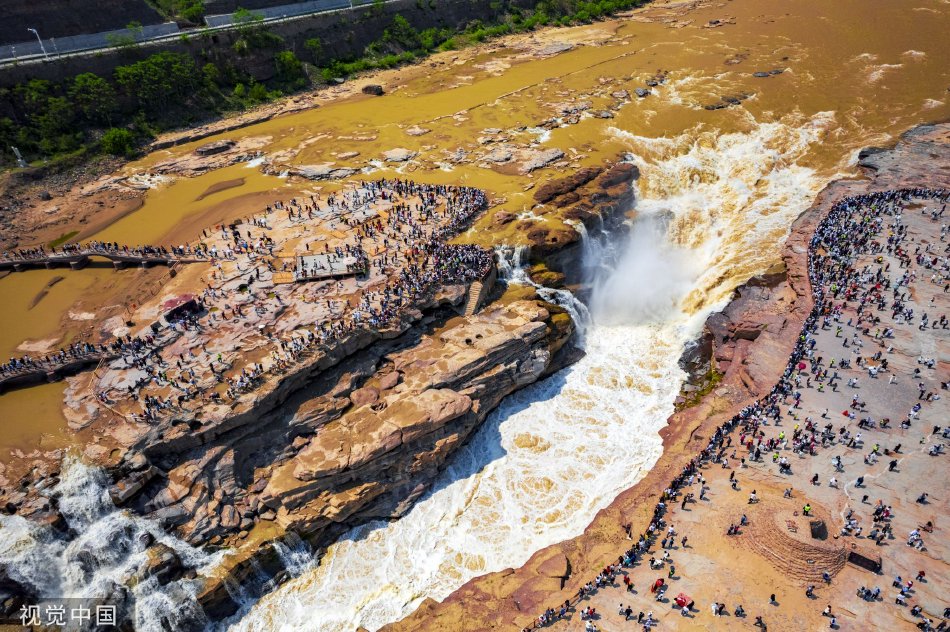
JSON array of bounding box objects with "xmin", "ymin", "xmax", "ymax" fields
[{"xmin": 1, "ymin": 0, "xmax": 948, "ymax": 477}]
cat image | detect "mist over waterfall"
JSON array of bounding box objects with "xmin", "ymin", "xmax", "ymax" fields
[{"xmin": 589, "ymin": 212, "xmax": 702, "ymax": 326}]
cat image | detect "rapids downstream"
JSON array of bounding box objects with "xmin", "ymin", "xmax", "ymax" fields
[{"xmin": 1, "ymin": 0, "xmax": 949, "ymax": 629}]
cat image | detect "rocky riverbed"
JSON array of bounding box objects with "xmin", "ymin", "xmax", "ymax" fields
[{"xmin": 3, "ymin": 0, "xmax": 950, "ymax": 627}]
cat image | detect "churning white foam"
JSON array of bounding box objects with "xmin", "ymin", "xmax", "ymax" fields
[
  {"xmin": 609, "ymin": 111, "xmax": 835, "ymax": 312},
  {"xmin": 232, "ymin": 111, "xmax": 834, "ymax": 632},
  {"xmin": 0, "ymin": 458, "xmax": 225, "ymax": 632},
  {"xmin": 229, "ymin": 290, "xmax": 693, "ymax": 632},
  {"xmin": 590, "ymin": 213, "xmax": 700, "ymax": 325}
]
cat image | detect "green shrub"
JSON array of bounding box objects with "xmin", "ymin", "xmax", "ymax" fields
[
  {"xmin": 101, "ymin": 128, "xmax": 135, "ymax": 156},
  {"xmin": 305, "ymin": 37, "xmax": 323, "ymax": 62},
  {"xmin": 178, "ymin": 0, "xmax": 205, "ymax": 22},
  {"xmin": 275, "ymin": 51, "xmax": 306, "ymax": 86},
  {"xmin": 247, "ymin": 82, "xmax": 269, "ymax": 102}
]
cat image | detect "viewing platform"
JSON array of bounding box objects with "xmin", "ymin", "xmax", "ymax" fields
[{"xmin": 273, "ymin": 252, "xmax": 366, "ymax": 284}]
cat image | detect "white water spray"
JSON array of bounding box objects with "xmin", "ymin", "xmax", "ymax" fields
[
  {"xmin": 590, "ymin": 212, "xmax": 701, "ymax": 325},
  {"xmin": 495, "ymin": 244, "xmax": 592, "ymax": 342},
  {"xmin": 0, "ymin": 458, "xmax": 224, "ymax": 632}
]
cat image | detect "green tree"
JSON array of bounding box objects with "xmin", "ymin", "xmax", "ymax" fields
[
  {"xmin": 274, "ymin": 51, "xmax": 305, "ymax": 85},
  {"xmin": 33, "ymin": 97, "xmax": 80, "ymax": 154},
  {"xmin": 34, "ymin": 97, "xmax": 74, "ymax": 138},
  {"xmin": 202, "ymin": 63, "xmax": 221, "ymax": 87},
  {"xmin": 304, "ymin": 37, "xmax": 323, "ymax": 62},
  {"xmin": 178, "ymin": 0, "xmax": 205, "ymax": 23},
  {"xmin": 114, "ymin": 52, "xmax": 199, "ymax": 114},
  {"xmin": 247, "ymin": 82, "xmax": 268, "ymax": 102},
  {"xmin": 0, "ymin": 118, "xmax": 19, "ymax": 162},
  {"xmin": 69, "ymin": 73, "xmax": 117, "ymax": 124},
  {"xmin": 15, "ymin": 79, "xmax": 52, "ymax": 112},
  {"xmin": 383, "ymin": 15, "xmax": 421, "ymax": 51},
  {"xmin": 234, "ymin": 7, "xmax": 264, "ymax": 32},
  {"xmin": 101, "ymin": 127, "xmax": 135, "ymax": 156}
]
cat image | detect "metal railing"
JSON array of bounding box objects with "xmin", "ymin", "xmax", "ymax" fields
[{"xmin": 0, "ymin": 22, "xmax": 180, "ymax": 62}]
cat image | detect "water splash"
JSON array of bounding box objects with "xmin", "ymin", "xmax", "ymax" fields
[
  {"xmin": 0, "ymin": 458, "xmax": 224, "ymax": 632},
  {"xmin": 590, "ymin": 212, "xmax": 701, "ymax": 325},
  {"xmin": 271, "ymin": 533, "xmax": 312, "ymax": 577},
  {"xmin": 494, "ymin": 245, "xmax": 592, "ymax": 343},
  {"xmin": 494, "ymin": 244, "xmax": 530, "ymax": 282},
  {"xmin": 607, "ymin": 110, "xmax": 836, "ymax": 313}
]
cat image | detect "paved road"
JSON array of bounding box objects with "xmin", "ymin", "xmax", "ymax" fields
[
  {"xmin": 0, "ymin": 0, "xmax": 396, "ymax": 66},
  {"xmin": 0, "ymin": 23, "xmax": 179, "ymax": 62}
]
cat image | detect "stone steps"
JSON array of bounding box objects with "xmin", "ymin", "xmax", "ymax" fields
[{"xmin": 463, "ymin": 281, "xmax": 484, "ymax": 316}]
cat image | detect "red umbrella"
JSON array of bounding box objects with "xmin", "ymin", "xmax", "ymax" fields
[
  {"xmin": 797, "ymin": 362, "xmax": 807, "ymax": 371},
  {"xmin": 675, "ymin": 593, "xmax": 691, "ymax": 607}
]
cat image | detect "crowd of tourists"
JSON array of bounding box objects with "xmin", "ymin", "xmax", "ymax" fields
[
  {"xmin": 522, "ymin": 187, "xmax": 950, "ymax": 631},
  {"xmin": 1, "ymin": 240, "xmax": 210, "ymax": 262},
  {"xmin": 1, "ymin": 341, "xmax": 112, "ymax": 379},
  {"xmin": 94, "ymin": 178, "xmax": 492, "ymax": 419}
]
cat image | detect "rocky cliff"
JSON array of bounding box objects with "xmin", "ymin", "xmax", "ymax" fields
[
  {"xmin": 481, "ymin": 161, "xmax": 640, "ymax": 286},
  {"xmin": 2, "ymin": 271, "xmax": 579, "ymax": 623}
]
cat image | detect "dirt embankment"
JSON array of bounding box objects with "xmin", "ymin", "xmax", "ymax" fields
[{"xmin": 383, "ymin": 122, "xmax": 950, "ymax": 632}]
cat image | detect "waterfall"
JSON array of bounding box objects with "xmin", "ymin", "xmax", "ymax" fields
[
  {"xmin": 0, "ymin": 457, "xmax": 225, "ymax": 632},
  {"xmin": 229, "ymin": 111, "xmax": 835, "ymax": 632},
  {"xmin": 494, "ymin": 244, "xmax": 530, "ymax": 282},
  {"xmin": 271, "ymin": 533, "xmax": 312, "ymax": 577},
  {"xmin": 567, "ymin": 218, "xmax": 606, "ymax": 285},
  {"xmin": 493, "ymin": 245, "xmax": 591, "ymax": 343},
  {"xmin": 589, "ymin": 212, "xmax": 701, "ymax": 326}
]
